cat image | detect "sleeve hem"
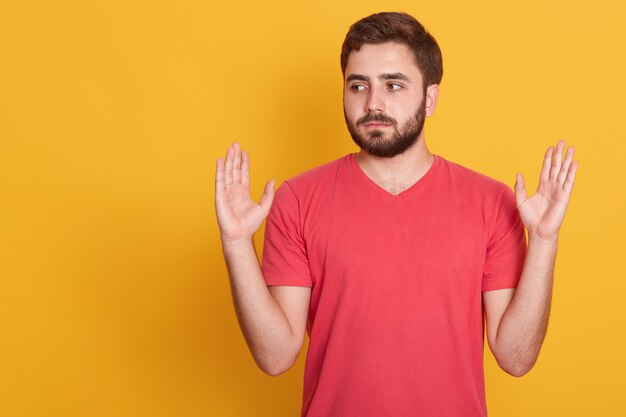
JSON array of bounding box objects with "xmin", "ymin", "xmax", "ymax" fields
[
  {"xmin": 264, "ymin": 275, "xmax": 313, "ymax": 287},
  {"xmin": 481, "ymin": 277, "xmax": 520, "ymax": 292}
]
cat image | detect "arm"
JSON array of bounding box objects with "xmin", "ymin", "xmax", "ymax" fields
[
  {"xmin": 484, "ymin": 140, "xmax": 578, "ymax": 377},
  {"xmin": 216, "ymin": 142, "xmax": 310, "ymax": 376}
]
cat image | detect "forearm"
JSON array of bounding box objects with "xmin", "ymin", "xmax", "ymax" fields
[
  {"xmin": 222, "ymin": 237, "xmax": 300, "ymax": 375},
  {"xmin": 492, "ymin": 235, "xmax": 558, "ymax": 376}
]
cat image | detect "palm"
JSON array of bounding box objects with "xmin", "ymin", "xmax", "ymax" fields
[
  {"xmin": 515, "ymin": 141, "xmax": 578, "ymax": 241},
  {"xmin": 215, "ymin": 143, "xmax": 274, "ymax": 242}
]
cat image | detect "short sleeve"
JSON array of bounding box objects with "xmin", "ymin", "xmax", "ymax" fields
[
  {"xmin": 261, "ymin": 182, "xmax": 312, "ymax": 287},
  {"xmin": 482, "ymin": 186, "xmax": 527, "ymax": 292}
]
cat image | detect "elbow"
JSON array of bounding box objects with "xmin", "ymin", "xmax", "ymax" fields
[
  {"xmin": 255, "ymin": 352, "xmax": 298, "ymax": 377},
  {"xmin": 498, "ymin": 357, "xmax": 537, "ymax": 378},
  {"xmin": 490, "ymin": 338, "xmax": 541, "ymax": 378},
  {"xmin": 249, "ymin": 335, "xmax": 304, "ymax": 376},
  {"xmin": 502, "ymin": 364, "xmax": 532, "ymax": 378},
  {"xmin": 262, "ymin": 364, "xmax": 290, "ymax": 377},
  {"xmin": 259, "ymin": 358, "xmax": 296, "ymax": 377}
]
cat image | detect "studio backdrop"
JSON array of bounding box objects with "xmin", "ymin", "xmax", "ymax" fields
[{"xmin": 1, "ymin": 1, "xmax": 624, "ymax": 416}]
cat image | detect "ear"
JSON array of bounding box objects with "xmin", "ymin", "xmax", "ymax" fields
[{"xmin": 424, "ymin": 84, "xmax": 440, "ymax": 117}]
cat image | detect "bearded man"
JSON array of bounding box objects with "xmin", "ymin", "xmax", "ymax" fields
[{"xmin": 215, "ymin": 11, "xmax": 577, "ymax": 417}]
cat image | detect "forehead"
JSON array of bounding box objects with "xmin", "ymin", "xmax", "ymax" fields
[{"xmin": 345, "ymin": 42, "xmax": 423, "ymax": 81}]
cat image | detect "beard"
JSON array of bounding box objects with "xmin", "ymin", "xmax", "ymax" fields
[{"xmin": 344, "ymin": 98, "xmax": 426, "ymax": 158}]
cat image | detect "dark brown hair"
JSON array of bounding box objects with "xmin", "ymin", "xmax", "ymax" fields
[{"xmin": 340, "ymin": 12, "xmax": 443, "ymax": 89}]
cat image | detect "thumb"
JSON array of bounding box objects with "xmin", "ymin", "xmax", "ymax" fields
[
  {"xmin": 259, "ymin": 179, "xmax": 275, "ymax": 214},
  {"xmin": 514, "ymin": 173, "xmax": 527, "ymax": 208}
]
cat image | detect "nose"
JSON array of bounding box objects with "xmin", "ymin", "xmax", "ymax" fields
[{"xmin": 365, "ymin": 89, "xmax": 384, "ymax": 113}]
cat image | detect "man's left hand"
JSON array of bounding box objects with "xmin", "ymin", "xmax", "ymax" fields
[{"xmin": 515, "ymin": 140, "xmax": 578, "ymax": 242}]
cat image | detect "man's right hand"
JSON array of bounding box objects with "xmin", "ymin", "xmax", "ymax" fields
[{"xmin": 215, "ymin": 142, "xmax": 275, "ymax": 243}]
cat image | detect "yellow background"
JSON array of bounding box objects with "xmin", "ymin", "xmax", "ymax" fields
[{"xmin": 1, "ymin": 0, "xmax": 624, "ymax": 416}]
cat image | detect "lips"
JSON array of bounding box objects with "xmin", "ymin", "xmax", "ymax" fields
[
  {"xmin": 356, "ymin": 114, "xmax": 397, "ymax": 127},
  {"xmin": 364, "ymin": 122, "xmax": 391, "ymax": 128}
]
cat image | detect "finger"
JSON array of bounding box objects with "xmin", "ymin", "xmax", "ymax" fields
[
  {"xmin": 259, "ymin": 179, "xmax": 276, "ymax": 214},
  {"xmin": 550, "ymin": 140, "xmax": 565, "ymax": 180},
  {"xmin": 557, "ymin": 146, "xmax": 575, "ymax": 186},
  {"xmin": 540, "ymin": 146, "xmax": 554, "ymax": 182},
  {"xmin": 514, "ymin": 173, "xmax": 527, "ymax": 208},
  {"xmin": 563, "ymin": 160, "xmax": 578, "ymax": 194},
  {"xmin": 215, "ymin": 157, "xmax": 225, "ymax": 191},
  {"xmin": 241, "ymin": 150, "xmax": 250, "ymax": 187},
  {"xmin": 224, "ymin": 145, "xmax": 234, "ymax": 186},
  {"xmin": 233, "ymin": 142, "xmax": 241, "ymax": 183}
]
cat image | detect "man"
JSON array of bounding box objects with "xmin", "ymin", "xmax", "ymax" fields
[{"xmin": 215, "ymin": 12, "xmax": 577, "ymax": 417}]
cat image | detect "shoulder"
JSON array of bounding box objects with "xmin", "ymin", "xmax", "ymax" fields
[
  {"xmin": 279, "ymin": 154, "xmax": 353, "ymax": 197},
  {"xmin": 268, "ymin": 154, "xmax": 353, "ymax": 226},
  {"xmin": 436, "ymin": 157, "xmax": 521, "ymax": 239},
  {"xmin": 437, "ymin": 156, "xmax": 512, "ymax": 198}
]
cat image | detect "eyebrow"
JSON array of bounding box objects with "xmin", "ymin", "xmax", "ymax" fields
[{"xmin": 346, "ymin": 72, "xmax": 411, "ymax": 83}]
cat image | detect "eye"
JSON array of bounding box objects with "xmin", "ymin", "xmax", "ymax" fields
[
  {"xmin": 350, "ymin": 84, "xmax": 367, "ymax": 92},
  {"xmin": 387, "ymin": 82, "xmax": 403, "ymax": 91}
]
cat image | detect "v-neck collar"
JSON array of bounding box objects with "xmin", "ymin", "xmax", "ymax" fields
[{"xmin": 347, "ymin": 153, "xmax": 441, "ymax": 201}]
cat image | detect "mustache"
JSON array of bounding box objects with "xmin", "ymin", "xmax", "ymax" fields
[{"xmin": 357, "ymin": 113, "xmax": 397, "ymax": 126}]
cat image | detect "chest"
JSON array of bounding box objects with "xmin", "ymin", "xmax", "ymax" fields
[{"xmin": 302, "ymin": 188, "xmax": 489, "ymax": 292}]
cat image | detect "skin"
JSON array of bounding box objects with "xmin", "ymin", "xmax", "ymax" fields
[
  {"xmin": 215, "ymin": 145, "xmax": 309, "ymax": 375},
  {"xmin": 215, "ymin": 41, "xmax": 578, "ymax": 377}
]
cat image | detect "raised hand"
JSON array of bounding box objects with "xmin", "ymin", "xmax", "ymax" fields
[
  {"xmin": 514, "ymin": 140, "xmax": 578, "ymax": 242},
  {"xmin": 215, "ymin": 143, "xmax": 275, "ymax": 243}
]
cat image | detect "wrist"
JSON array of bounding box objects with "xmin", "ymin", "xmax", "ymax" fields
[
  {"xmin": 527, "ymin": 232, "xmax": 559, "ymax": 256},
  {"xmin": 221, "ymin": 234, "xmax": 255, "ymax": 252},
  {"xmin": 527, "ymin": 230, "xmax": 559, "ymax": 245}
]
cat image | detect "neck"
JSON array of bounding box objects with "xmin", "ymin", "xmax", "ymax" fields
[{"xmin": 356, "ymin": 135, "xmax": 434, "ymax": 195}]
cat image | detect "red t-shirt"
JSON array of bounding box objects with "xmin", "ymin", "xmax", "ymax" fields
[{"xmin": 262, "ymin": 154, "xmax": 527, "ymax": 417}]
